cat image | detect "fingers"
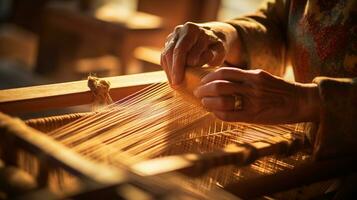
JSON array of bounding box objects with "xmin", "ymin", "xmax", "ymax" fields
[
  {"xmin": 161, "ymin": 22, "xmax": 228, "ymax": 86},
  {"xmin": 208, "ymin": 42, "xmax": 226, "ymax": 66},
  {"xmin": 161, "ymin": 30, "xmax": 179, "ymax": 85},
  {"xmin": 201, "ymin": 96, "xmax": 235, "ymax": 111},
  {"xmin": 194, "ymin": 80, "xmax": 247, "ymax": 98},
  {"xmin": 172, "ymin": 23, "xmax": 200, "ymax": 85},
  {"xmin": 186, "ymin": 33, "xmax": 210, "ymax": 66},
  {"xmin": 192, "ymin": 68, "xmax": 256, "ymax": 122},
  {"xmin": 186, "ymin": 32, "xmax": 225, "ymax": 67},
  {"xmin": 201, "ymin": 67, "xmax": 250, "ymax": 84},
  {"xmin": 194, "ymin": 80, "xmax": 249, "ymax": 114},
  {"xmin": 196, "ymin": 50, "xmax": 214, "ymax": 66},
  {"xmin": 197, "ymin": 68, "xmax": 299, "ymax": 124},
  {"xmin": 160, "ymin": 54, "xmax": 171, "ymax": 83},
  {"xmin": 213, "ymin": 111, "xmax": 253, "ymax": 122}
]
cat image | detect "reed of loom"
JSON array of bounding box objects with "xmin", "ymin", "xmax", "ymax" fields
[{"xmin": 0, "ymin": 69, "xmax": 356, "ymax": 199}]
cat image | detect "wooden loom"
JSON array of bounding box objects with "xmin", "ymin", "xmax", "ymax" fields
[{"xmin": 0, "ymin": 69, "xmax": 356, "ymax": 200}]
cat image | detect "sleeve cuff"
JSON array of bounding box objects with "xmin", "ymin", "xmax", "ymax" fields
[{"xmin": 312, "ymin": 76, "xmax": 357, "ymax": 160}]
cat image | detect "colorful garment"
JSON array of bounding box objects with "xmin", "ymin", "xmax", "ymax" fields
[
  {"xmin": 227, "ymin": 0, "xmax": 357, "ymax": 159},
  {"xmin": 227, "ymin": 1, "xmax": 357, "ymax": 197}
]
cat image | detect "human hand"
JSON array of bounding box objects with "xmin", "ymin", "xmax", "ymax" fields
[
  {"xmin": 193, "ymin": 67, "xmax": 320, "ymax": 124},
  {"xmin": 161, "ymin": 22, "xmax": 239, "ymax": 87}
]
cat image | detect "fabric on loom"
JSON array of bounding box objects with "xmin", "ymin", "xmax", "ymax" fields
[{"xmin": 20, "ymin": 82, "xmax": 315, "ymax": 197}]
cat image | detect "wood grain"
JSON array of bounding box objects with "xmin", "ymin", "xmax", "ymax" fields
[
  {"xmin": 0, "ymin": 71, "xmax": 166, "ymax": 114},
  {"xmin": 0, "ymin": 112, "xmax": 125, "ymax": 185}
]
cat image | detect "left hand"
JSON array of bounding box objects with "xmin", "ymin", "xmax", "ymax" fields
[{"xmin": 193, "ymin": 67, "xmax": 320, "ymax": 124}]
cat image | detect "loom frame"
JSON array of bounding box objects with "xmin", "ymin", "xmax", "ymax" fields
[
  {"xmin": 0, "ymin": 71, "xmax": 166, "ymax": 114},
  {"xmin": 0, "ymin": 71, "xmax": 356, "ymax": 199}
]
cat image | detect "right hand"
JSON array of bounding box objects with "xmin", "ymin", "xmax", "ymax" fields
[{"xmin": 161, "ymin": 22, "xmax": 237, "ymax": 87}]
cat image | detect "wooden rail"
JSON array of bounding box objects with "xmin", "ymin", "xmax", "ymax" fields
[
  {"xmin": 0, "ymin": 71, "xmax": 166, "ymax": 114},
  {"xmin": 0, "ymin": 112, "xmax": 126, "ymax": 186}
]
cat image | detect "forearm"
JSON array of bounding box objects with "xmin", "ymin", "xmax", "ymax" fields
[{"xmin": 295, "ymin": 83, "xmax": 321, "ymax": 122}]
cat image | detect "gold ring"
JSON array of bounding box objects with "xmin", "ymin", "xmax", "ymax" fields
[{"xmin": 233, "ymin": 95, "xmax": 243, "ymax": 111}]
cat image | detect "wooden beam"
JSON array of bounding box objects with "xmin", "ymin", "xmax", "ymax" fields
[
  {"xmin": 0, "ymin": 71, "xmax": 166, "ymax": 115},
  {"xmin": 132, "ymin": 133, "xmax": 305, "ymax": 177},
  {"xmin": 0, "ymin": 112, "xmax": 125, "ymax": 185}
]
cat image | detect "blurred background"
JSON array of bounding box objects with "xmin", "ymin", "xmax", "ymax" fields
[{"xmin": 0, "ymin": 0, "xmax": 264, "ymax": 90}]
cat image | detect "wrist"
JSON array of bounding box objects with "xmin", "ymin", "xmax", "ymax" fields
[{"xmin": 296, "ymin": 83, "xmax": 321, "ymax": 122}]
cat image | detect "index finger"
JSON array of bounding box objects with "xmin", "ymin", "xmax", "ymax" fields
[
  {"xmin": 172, "ymin": 33, "xmax": 198, "ymax": 86},
  {"xmin": 201, "ymin": 67, "xmax": 249, "ymax": 84}
]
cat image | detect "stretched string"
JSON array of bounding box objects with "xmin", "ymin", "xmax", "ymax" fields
[
  {"xmin": 40, "ymin": 81, "xmax": 306, "ymax": 193},
  {"xmin": 48, "ymin": 83, "xmax": 299, "ymax": 159}
]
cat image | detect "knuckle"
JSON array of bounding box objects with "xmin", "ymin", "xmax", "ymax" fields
[
  {"xmin": 174, "ymin": 25, "xmax": 183, "ymax": 32},
  {"xmin": 216, "ymin": 68, "xmax": 228, "ymax": 79},
  {"xmin": 184, "ymin": 21, "xmax": 197, "ymax": 28},
  {"xmin": 254, "ymin": 69, "xmax": 264, "ymax": 74},
  {"xmin": 184, "ymin": 22, "xmax": 200, "ymax": 32},
  {"xmin": 251, "ymin": 71, "xmax": 264, "ymax": 84},
  {"xmin": 200, "ymin": 31, "xmax": 210, "ymax": 40},
  {"xmin": 254, "ymin": 69, "xmax": 267, "ymax": 79}
]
